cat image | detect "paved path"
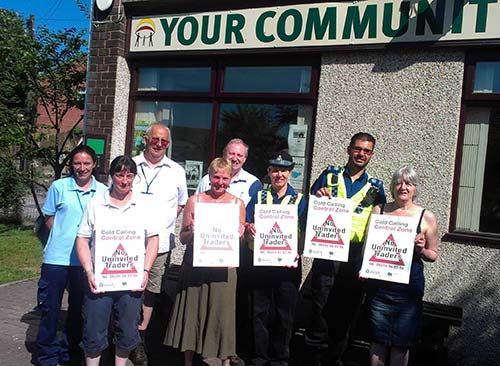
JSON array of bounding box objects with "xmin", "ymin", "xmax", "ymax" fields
[
  {"xmin": 0, "ymin": 279, "xmax": 40, "ymax": 366},
  {"xmin": 0, "ymin": 279, "xmax": 136, "ymax": 366}
]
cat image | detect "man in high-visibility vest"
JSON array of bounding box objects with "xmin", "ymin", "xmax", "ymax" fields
[
  {"xmin": 246, "ymin": 151, "xmax": 307, "ymax": 366},
  {"xmin": 307, "ymin": 132, "xmax": 386, "ymax": 366}
]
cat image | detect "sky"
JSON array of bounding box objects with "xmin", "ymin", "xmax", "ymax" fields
[{"xmin": 0, "ymin": 0, "xmax": 91, "ymax": 32}]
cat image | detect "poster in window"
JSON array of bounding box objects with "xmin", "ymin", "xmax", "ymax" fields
[
  {"xmin": 185, "ymin": 160, "xmax": 204, "ymax": 189},
  {"xmin": 288, "ymin": 125, "xmax": 307, "ymax": 156},
  {"xmin": 359, "ymin": 214, "xmax": 419, "ymax": 284},
  {"xmin": 289, "ymin": 156, "xmax": 305, "ymax": 190},
  {"xmin": 133, "ymin": 121, "xmax": 151, "ymax": 156}
]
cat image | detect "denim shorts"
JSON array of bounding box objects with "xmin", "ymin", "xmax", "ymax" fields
[
  {"xmin": 80, "ymin": 290, "xmax": 142, "ymax": 354},
  {"xmin": 367, "ymin": 293, "xmax": 422, "ymax": 347}
]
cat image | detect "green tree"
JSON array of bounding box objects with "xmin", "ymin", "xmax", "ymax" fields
[
  {"xmin": 0, "ymin": 9, "xmax": 36, "ymax": 221},
  {"xmin": 0, "ymin": 9, "xmax": 88, "ymax": 220}
]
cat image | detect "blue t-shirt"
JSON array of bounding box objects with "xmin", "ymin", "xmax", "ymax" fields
[{"xmin": 42, "ymin": 176, "xmax": 107, "ymax": 266}]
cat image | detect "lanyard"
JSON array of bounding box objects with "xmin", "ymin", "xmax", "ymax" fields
[
  {"xmin": 75, "ymin": 189, "xmax": 95, "ymax": 213},
  {"xmin": 140, "ymin": 164, "xmax": 163, "ymax": 194}
]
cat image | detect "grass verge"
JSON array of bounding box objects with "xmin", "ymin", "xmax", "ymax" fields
[{"xmin": 0, "ymin": 224, "xmax": 43, "ymax": 285}]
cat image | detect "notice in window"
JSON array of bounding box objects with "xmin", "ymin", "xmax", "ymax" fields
[
  {"xmin": 288, "ymin": 125, "xmax": 307, "ymax": 156},
  {"xmin": 185, "ymin": 160, "xmax": 203, "ymax": 189},
  {"xmin": 289, "ymin": 156, "xmax": 305, "ymax": 190}
]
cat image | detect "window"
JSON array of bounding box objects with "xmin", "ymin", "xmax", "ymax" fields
[
  {"xmin": 128, "ymin": 58, "xmax": 319, "ymax": 192},
  {"xmin": 137, "ymin": 67, "xmax": 211, "ymax": 91},
  {"xmin": 452, "ymin": 54, "xmax": 500, "ymax": 239}
]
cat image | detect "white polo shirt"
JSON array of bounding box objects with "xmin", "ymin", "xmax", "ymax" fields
[
  {"xmin": 195, "ymin": 168, "xmax": 262, "ymax": 206},
  {"xmin": 77, "ymin": 190, "xmax": 158, "ymax": 262},
  {"xmin": 133, "ymin": 153, "xmax": 188, "ymax": 253}
]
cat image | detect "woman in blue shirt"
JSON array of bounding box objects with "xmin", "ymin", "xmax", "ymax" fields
[{"xmin": 36, "ymin": 145, "xmax": 107, "ymax": 366}]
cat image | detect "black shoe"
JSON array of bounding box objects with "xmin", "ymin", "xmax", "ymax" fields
[{"xmin": 129, "ymin": 342, "xmax": 148, "ymax": 366}]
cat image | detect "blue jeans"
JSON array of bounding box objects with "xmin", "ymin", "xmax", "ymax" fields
[
  {"xmin": 36, "ymin": 264, "xmax": 84, "ymax": 366},
  {"xmin": 80, "ymin": 290, "xmax": 142, "ymax": 355}
]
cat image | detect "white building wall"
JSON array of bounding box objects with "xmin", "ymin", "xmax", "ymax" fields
[{"xmin": 312, "ymin": 47, "xmax": 500, "ymax": 365}]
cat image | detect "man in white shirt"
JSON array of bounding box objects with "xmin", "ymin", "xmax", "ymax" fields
[
  {"xmin": 132, "ymin": 123, "xmax": 188, "ymax": 360},
  {"xmin": 195, "ymin": 138, "xmax": 262, "ymax": 205}
]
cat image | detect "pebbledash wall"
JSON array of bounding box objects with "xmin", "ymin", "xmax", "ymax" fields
[
  {"xmin": 86, "ymin": 1, "xmax": 500, "ymax": 364},
  {"xmin": 312, "ymin": 48, "xmax": 500, "ymax": 365}
]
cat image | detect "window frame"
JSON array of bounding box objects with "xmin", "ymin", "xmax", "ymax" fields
[
  {"xmin": 447, "ymin": 49, "xmax": 500, "ymax": 245},
  {"xmin": 126, "ymin": 54, "xmax": 320, "ymax": 192}
]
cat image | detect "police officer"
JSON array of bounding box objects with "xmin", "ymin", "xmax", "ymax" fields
[
  {"xmin": 246, "ymin": 151, "xmax": 307, "ymax": 366},
  {"xmin": 307, "ymin": 132, "xmax": 386, "ymax": 366}
]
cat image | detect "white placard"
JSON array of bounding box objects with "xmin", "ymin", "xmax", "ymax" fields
[
  {"xmin": 304, "ymin": 196, "xmax": 352, "ymax": 262},
  {"xmin": 193, "ymin": 202, "xmax": 240, "ymax": 267},
  {"xmin": 94, "ymin": 225, "xmax": 146, "ymax": 292},
  {"xmin": 253, "ymin": 204, "xmax": 298, "ymax": 266},
  {"xmin": 360, "ymin": 214, "xmax": 419, "ymax": 284}
]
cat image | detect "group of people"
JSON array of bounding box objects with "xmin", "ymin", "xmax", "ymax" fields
[{"xmin": 35, "ymin": 126, "xmax": 438, "ymax": 366}]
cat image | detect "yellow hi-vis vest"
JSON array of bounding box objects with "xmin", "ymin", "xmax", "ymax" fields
[
  {"xmin": 257, "ymin": 189, "xmax": 303, "ymax": 206},
  {"xmin": 248, "ymin": 188, "xmax": 303, "ymax": 250},
  {"xmin": 326, "ymin": 167, "xmax": 380, "ymax": 243}
]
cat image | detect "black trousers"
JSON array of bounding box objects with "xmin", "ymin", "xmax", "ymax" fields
[
  {"xmin": 235, "ymin": 246, "xmax": 254, "ymax": 361},
  {"xmin": 305, "ymin": 258, "xmax": 337, "ymax": 349},
  {"xmin": 306, "ymin": 245, "xmax": 365, "ymax": 362},
  {"xmin": 250, "ymin": 267, "xmax": 300, "ymax": 366}
]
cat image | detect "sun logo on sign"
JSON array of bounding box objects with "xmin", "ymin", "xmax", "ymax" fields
[{"xmin": 135, "ymin": 18, "xmax": 156, "ymax": 47}]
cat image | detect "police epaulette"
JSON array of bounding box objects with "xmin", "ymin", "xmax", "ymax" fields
[
  {"xmin": 368, "ymin": 177, "xmax": 383, "ymax": 189},
  {"xmin": 327, "ymin": 165, "xmax": 341, "ymax": 175}
]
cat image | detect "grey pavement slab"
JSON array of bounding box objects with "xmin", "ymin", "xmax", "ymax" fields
[
  {"xmin": 0, "ymin": 279, "xmax": 134, "ymax": 366},
  {"xmin": 0, "ymin": 279, "xmax": 39, "ymax": 366}
]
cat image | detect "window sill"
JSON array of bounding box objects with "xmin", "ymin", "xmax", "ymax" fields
[{"xmin": 442, "ymin": 231, "xmax": 500, "ymax": 248}]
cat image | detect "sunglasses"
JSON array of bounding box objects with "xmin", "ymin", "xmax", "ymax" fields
[{"xmin": 149, "ymin": 137, "xmax": 169, "ymax": 148}]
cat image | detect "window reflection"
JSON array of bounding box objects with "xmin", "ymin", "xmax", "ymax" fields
[
  {"xmin": 138, "ymin": 67, "xmax": 211, "ymax": 91},
  {"xmin": 133, "ymin": 101, "xmax": 213, "ymax": 172},
  {"xmin": 223, "ymin": 66, "xmax": 312, "ymax": 93},
  {"xmin": 473, "ymin": 62, "xmax": 500, "ymax": 94},
  {"xmin": 217, "ymin": 103, "xmax": 312, "ymax": 192}
]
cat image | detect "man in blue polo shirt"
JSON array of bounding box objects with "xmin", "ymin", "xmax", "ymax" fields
[{"xmin": 307, "ymin": 132, "xmax": 386, "ymax": 366}]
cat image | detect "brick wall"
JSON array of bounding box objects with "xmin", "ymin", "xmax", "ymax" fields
[{"xmin": 86, "ymin": 3, "xmax": 127, "ymax": 179}]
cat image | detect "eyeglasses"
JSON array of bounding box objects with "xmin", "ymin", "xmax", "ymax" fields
[
  {"xmin": 149, "ymin": 137, "xmax": 169, "ymax": 148},
  {"xmin": 350, "ymin": 146, "xmax": 373, "ymax": 154}
]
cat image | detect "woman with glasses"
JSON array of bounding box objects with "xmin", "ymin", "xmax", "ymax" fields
[
  {"xmin": 36, "ymin": 145, "xmax": 107, "ymax": 366},
  {"xmin": 366, "ymin": 166, "xmax": 439, "ymax": 366},
  {"xmin": 76, "ymin": 155, "xmax": 159, "ymax": 366}
]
